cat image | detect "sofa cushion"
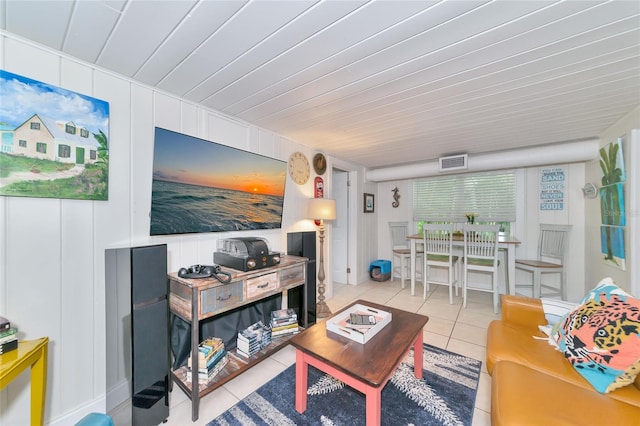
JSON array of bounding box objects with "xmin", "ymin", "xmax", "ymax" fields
[
  {"xmin": 554, "ymin": 278, "xmax": 640, "ymax": 393},
  {"xmin": 491, "ymin": 361, "xmax": 640, "ymax": 426},
  {"xmin": 487, "ymin": 320, "xmax": 575, "ymax": 376},
  {"xmin": 487, "ymin": 319, "xmax": 640, "ymax": 407}
]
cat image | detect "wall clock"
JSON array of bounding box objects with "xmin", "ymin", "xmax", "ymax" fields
[
  {"xmin": 313, "ymin": 152, "xmax": 327, "ymax": 175},
  {"xmin": 289, "ymin": 151, "xmax": 310, "ymax": 185}
]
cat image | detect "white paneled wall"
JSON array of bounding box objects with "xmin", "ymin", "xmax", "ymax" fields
[
  {"xmin": 0, "ymin": 34, "xmax": 331, "ymax": 425},
  {"xmin": 516, "ymin": 163, "xmax": 586, "ymax": 302},
  {"xmin": 586, "ymin": 106, "xmax": 640, "ymax": 297}
]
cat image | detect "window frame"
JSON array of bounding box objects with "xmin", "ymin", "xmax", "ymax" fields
[{"xmin": 58, "ymin": 144, "xmax": 71, "ymax": 158}]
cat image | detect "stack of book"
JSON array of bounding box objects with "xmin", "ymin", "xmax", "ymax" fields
[
  {"xmin": 269, "ymin": 308, "xmax": 299, "ymax": 338},
  {"xmin": 236, "ymin": 320, "xmax": 271, "ymax": 358},
  {"xmin": 0, "ymin": 316, "xmax": 18, "ymax": 355},
  {"xmin": 186, "ymin": 337, "xmax": 228, "ymax": 383}
]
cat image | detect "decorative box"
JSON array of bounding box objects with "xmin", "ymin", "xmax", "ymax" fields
[{"xmin": 326, "ymin": 303, "xmax": 392, "ymax": 344}]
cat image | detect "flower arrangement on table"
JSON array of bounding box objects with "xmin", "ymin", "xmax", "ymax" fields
[{"xmin": 465, "ymin": 212, "xmax": 477, "ymax": 224}]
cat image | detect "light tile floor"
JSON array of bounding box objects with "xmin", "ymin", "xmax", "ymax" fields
[{"xmin": 110, "ymin": 279, "xmax": 498, "ymax": 426}]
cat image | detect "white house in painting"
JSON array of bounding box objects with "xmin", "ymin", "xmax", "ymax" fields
[{"xmin": 10, "ymin": 114, "xmax": 100, "ymax": 164}]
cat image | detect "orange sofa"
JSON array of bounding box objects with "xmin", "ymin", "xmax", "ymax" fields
[{"xmin": 486, "ymin": 295, "xmax": 640, "ymax": 425}]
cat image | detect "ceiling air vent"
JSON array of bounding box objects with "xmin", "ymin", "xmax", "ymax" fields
[{"xmin": 439, "ymin": 154, "xmax": 468, "ymax": 172}]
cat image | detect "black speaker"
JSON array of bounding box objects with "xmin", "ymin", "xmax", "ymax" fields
[
  {"xmin": 287, "ymin": 231, "xmax": 317, "ymax": 326},
  {"xmin": 131, "ymin": 245, "xmax": 169, "ymax": 425},
  {"xmin": 106, "ymin": 244, "xmax": 169, "ymax": 426}
]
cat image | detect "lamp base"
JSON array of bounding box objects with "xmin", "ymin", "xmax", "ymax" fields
[{"xmin": 316, "ymin": 300, "xmax": 332, "ymax": 318}]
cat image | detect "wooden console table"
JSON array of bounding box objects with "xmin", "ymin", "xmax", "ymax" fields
[
  {"xmin": 0, "ymin": 337, "xmax": 49, "ymax": 426},
  {"xmin": 169, "ymin": 255, "xmax": 308, "ymax": 421}
]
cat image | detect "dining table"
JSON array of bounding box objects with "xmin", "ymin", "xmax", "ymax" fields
[{"xmin": 407, "ymin": 233, "xmax": 521, "ymax": 297}]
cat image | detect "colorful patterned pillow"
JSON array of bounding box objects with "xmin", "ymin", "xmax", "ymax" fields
[{"xmin": 554, "ymin": 277, "xmax": 640, "ymax": 393}]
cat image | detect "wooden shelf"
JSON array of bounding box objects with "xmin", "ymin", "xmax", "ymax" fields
[
  {"xmin": 170, "ymin": 332, "xmax": 300, "ymax": 398},
  {"xmin": 168, "ymin": 255, "xmax": 308, "ymax": 421}
]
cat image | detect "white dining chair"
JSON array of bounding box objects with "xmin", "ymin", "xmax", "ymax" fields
[
  {"xmin": 515, "ymin": 224, "xmax": 572, "ymax": 300},
  {"xmin": 422, "ymin": 224, "xmax": 459, "ymax": 303},
  {"xmin": 462, "ymin": 224, "xmax": 501, "ymax": 313},
  {"xmin": 389, "ymin": 221, "xmax": 423, "ymax": 288}
]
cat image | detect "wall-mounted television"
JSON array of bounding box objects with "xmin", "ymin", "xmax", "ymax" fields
[{"xmin": 150, "ymin": 127, "xmax": 287, "ymax": 236}]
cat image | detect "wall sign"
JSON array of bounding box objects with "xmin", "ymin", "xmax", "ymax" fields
[{"xmin": 539, "ymin": 167, "xmax": 565, "ymax": 211}]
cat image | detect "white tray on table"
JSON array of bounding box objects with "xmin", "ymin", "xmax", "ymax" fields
[{"xmin": 326, "ymin": 303, "xmax": 392, "ymax": 344}]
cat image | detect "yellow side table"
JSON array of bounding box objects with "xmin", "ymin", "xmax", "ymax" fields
[{"xmin": 0, "ymin": 337, "xmax": 49, "ymax": 426}]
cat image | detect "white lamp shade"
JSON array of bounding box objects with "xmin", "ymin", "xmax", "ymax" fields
[{"xmin": 307, "ymin": 198, "xmax": 337, "ymax": 221}]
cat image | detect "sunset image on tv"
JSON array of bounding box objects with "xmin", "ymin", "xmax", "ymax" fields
[{"xmin": 150, "ymin": 127, "xmax": 286, "ymax": 235}]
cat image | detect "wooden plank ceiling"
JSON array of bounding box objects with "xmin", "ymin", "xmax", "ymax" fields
[{"xmin": 2, "ymin": 0, "xmax": 639, "ymax": 168}]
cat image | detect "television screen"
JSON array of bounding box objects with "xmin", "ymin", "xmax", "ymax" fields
[{"xmin": 150, "ymin": 127, "xmax": 287, "ymax": 236}]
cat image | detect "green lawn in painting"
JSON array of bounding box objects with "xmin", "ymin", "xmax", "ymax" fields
[{"xmin": 0, "ymin": 153, "xmax": 107, "ymax": 200}]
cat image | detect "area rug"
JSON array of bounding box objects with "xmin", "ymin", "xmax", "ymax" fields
[{"xmin": 207, "ymin": 343, "xmax": 482, "ymax": 426}]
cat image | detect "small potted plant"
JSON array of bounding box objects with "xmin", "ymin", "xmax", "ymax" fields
[{"xmin": 465, "ymin": 212, "xmax": 476, "ymax": 224}]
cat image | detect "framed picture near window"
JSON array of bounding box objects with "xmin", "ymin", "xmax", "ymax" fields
[{"xmin": 364, "ymin": 193, "xmax": 375, "ymax": 213}]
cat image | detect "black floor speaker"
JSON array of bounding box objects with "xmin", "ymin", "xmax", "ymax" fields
[
  {"xmin": 287, "ymin": 231, "xmax": 317, "ymax": 326},
  {"xmin": 106, "ymin": 244, "xmax": 170, "ymax": 426}
]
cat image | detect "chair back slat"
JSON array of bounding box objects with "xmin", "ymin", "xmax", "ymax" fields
[
  {"xmin": 423, "ymin": 223, "xmax": 454, "ymax": 256},
  {"xmin": 538, "ymin": 224, "xmax": 572, "ymax": 263},
  {"xmin": 389, "ymin": 221, "xmax": 409, "ymax": 249},
  {"xmin": 463, "ymin": 224, "xmax": 500, "ymax": 264},
  {"xmin": 462, "ymin": 224, "xmax": 500, "ymax": 313}
]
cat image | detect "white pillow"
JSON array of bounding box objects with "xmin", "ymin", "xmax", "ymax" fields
[{"xmin": 540, "ymin": 298, "xmax": 578, "ymax": 326}]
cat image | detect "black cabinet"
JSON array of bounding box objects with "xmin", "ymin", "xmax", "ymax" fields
[
  {"xmin": 287, "ymin": 231, "xmax": 317, "ymax": 325},
  {"xmin": 106, "ymin": 244, "xmax": 169, "ymax": 426}
]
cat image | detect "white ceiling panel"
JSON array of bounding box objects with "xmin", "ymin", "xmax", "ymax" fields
[
  {"xmin": 97, "ymin": 0, "xmax": 197, "ymax": 76},
  {"xmin": 252, "ymin": 14, "xmax": 640, "ymax": 136},
  {"xmin": 225, "ymin": 0, "xmax": 553, "ymax": 118},
  {"xmin": 201, "ymin": 1, "xmax": 439, "ymax": 108},
  {"xmin": 157, "ymin": 0, "xmax": 318, "ymax": 96},
  {"xmin": 134, "ymin": 0, "xmax": 248, "ymax": 86},
  {"xmin": 1, "ymin": 0, "xmax": 638, "ymax": 169},
  {"xmin": 4, "ymin": 0, "xmax": 74, "ymax": 49},
  {"xmin": 187, "ymin": 0, "xmax": 369, "ymax": 103},
  {"xmin": 64, "ymin": 1, "xmax": 123, "ymax": 63}
]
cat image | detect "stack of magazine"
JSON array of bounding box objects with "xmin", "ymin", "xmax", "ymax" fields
[
  {"xmin": 236, "ymin": 321, "xmax": 271, "ymax": 358},
  {"xmin": 186, "ymin": 337, "xmax": 228, "ymax": 383},
  {"xmin": 270, "ymin": 308, "xmax": 299, "ymax": 337},
  {"xmin": 0, "ymin": 315, "xmax": 18, "ymax": 355}
]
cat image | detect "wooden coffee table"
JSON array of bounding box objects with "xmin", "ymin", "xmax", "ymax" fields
[{"xmin": 289, "ymin": 300, "xmax": 429, "ymax": 426}]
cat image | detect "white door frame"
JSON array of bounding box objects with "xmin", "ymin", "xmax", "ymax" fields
[{"xmin": 330, "ymin": 158, "xmax": 360, "ymax": 288}]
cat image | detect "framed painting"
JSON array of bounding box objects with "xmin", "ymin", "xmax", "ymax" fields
[
  {"xmin": 364, "ymin": 193, "xmax": 374, "ymax": 213},
  {"xmin": 0, "ymin": 70, "xmax": 109, "ymax": 200},
  {"xmin": 600, "ymin": 225, "xmax": 626, "ymax": 271},
  {"xmin": 599, "ymin": 137, "xmax": 626, "ymax": 185},
  {"xmin": 600, "ymin": 182, "xmax": 625, "ymax": 226}
]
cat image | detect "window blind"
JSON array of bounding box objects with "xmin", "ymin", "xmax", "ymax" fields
[{"xmin": 413, "ymin": 171, "xmax": 516, "ymax": 223}]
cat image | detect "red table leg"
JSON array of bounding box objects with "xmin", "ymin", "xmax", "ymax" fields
[
  {"xmin": 413, "ymin": 330, "xmax": 423, "ymax": 379},
  {"xmin": 295, "ymin": 349, "xmax": 308, "ymax": 413},
  {"xmin": 294, "ymin": 329, "xmax": 423, "ymax": 424},
  {"xmin": 365, "ymin": 386, "xmax": 382, "ymax": 426}
]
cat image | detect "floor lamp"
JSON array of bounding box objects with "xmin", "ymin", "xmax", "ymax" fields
[{"xmin": 307, "ymin": 198, "xmax": 337, "ymax": 318}]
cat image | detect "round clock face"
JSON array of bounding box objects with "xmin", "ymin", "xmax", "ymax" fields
[
  {"xmin": 313, "ymin": 153, "xmax": 327, "ymax": 175},
  {"xmin": 289, "ymin": 152, "xmax": 310, "ymax": 185}
]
